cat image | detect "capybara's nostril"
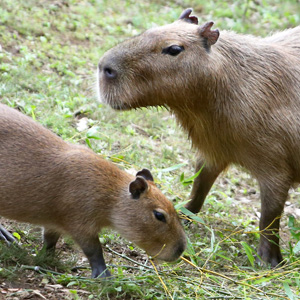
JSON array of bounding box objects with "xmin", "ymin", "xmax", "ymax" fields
[
  {"xmin": 175, "ymin": 241, "xmax": 186, "ymax": 258},
  {"xmin": 104, "ymin": 66, "xmax": 117, "ymax": 79}
]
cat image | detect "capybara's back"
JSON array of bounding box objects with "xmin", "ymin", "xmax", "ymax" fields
[
  {"xmin": 0, "ymin": 104, "xmax": 68, "ymax": 222},
  {"xmin": 97, "ymin": 8, "xmax": 300, "ymax": 267}
]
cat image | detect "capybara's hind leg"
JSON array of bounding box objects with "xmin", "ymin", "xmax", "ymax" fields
[
  {"xmin": 43, "ymin": 228, "xmax": 61, "ymax": 250},
  {"xmin": 0, "ymin": 225, "xmax": 15, "ymax": 243},
  {"xmin": 185, "ymin": 158, "xmax": 226, "ymax": 214},
  {"xmin": 257, "ymin": 179, "xmax": 290, "ymax": 267}
]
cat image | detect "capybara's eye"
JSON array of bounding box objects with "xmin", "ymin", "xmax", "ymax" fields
[
  {"xmin": 162, "ymin": 45, "xmax": 184, "ymax": 56},
  {"xmin": 153, "ymin": 210, "xmax": 166, "ymax": 222}
]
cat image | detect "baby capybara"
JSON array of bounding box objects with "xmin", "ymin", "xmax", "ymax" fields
[{"xmin": 0, "ymin": 103, "xmax": 186, "ymax": 278}]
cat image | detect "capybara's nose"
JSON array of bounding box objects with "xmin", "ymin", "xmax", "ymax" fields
[
  {"xmin": 99, "ymin": 62, "xmax": 117, "ymax": 80},
  {"xmin": 104, "ymin": 66, "xmax": 117, "ymax": 79},
  {"xmin": 174, "ymin": 240, "xmax": 186, "ymax": 259}
]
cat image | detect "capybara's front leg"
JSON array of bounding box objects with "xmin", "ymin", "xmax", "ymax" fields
[
  {"xmin": 257, "ymin": 179, "xmax": 290, "ymax": 267},
  {"xmin": 0, "ymin": 225, "xmax": 15, "ymax": 243},
  {"xmin": 76, "ymin": 235, "xmax": 111, "ymax": 278},
  {"xmin": 185, "ymin": 158, "xmax": 226, "ymax": 213}
]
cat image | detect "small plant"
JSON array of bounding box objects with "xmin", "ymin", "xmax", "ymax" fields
[{"xmin": 287, "ymin": 215, "xmax": 300, "ymax": 260}]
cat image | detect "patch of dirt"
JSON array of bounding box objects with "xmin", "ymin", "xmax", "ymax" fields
[
  {"xmin": 209, "ymin": 166, "xmax": 300, "ymax": 246},
  {"xmin": 0, "ymin": 278, "xmax": 94, "ymax": 299}
]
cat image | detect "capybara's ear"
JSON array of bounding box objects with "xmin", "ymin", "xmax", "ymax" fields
[
  {"xmin": 136, "ymin": 168, "xmax": 154, "ymax": 182},
  {"xmin": 199, "ymin": 21, "xmax": 220, "ymax": 49},
  {"xmin": 129, "ymin": 176, "xmax": 149, "ymax": 199},
  {"xmin": 178, "ymin": 8, "xmax": 198, "ymax": 25}
]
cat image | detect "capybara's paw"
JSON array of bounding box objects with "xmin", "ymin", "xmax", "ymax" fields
[
  {"xmin": 257, "ymin": 244, "xmax": 284, "ymax": 268},
  {"xmin": 0, "ymin": 225, "xmax": 16, "ymax": 244}
]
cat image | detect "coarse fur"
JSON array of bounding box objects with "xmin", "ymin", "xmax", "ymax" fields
[
  {"xmin": 0, "ymin": 103, "xmax": 186, "ymax": 278},
  {"xmin": 97, "ymin": 8, "xmax": 300, "ymax": 267}
]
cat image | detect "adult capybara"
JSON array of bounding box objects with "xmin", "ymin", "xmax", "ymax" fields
[
  {"xmin": 97, "ymin": 8, "xmax": 300, "ymax": 267},
  {"xmin": 0, "ymin": 103, "xmax": 186, "ymax": 278}
]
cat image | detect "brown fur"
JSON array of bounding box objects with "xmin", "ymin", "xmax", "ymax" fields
[
  {"xmin": 0, "ymin": 103, "xmax": 186, "ymax": 278},
  {"xmin": 97, "ymin": 8, "xmax": 300, "ymax": 267}
]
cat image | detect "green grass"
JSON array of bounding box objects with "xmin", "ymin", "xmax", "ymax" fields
[{"xmin": 1, "ymin": 0, "xmax": 300, "ymax": 299}]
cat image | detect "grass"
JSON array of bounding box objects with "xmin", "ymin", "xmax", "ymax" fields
[{"xmin": 1, "ymin": 0, "xmax": 300, "ymax": 299}]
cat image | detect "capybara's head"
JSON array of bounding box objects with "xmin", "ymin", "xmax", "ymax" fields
[
  {"xmin": 111, "ymin": 169, "xmax": 186, "ymax": 262},
  {"xmin": 97, "ymin": 8, "xmax": 219, "ymax": 110}
]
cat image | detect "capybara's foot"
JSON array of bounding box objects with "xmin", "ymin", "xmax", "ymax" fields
[
  {"xmin": 92, "ymin": 268, "xmax": 112, "ymax": 279},
  {"xmin": 0, "ymin": 225, "xmax": 15, "ymax": 244},
  {"xmin": 257, "ymin": 243, "xmax": 283, "ymax": 268}
]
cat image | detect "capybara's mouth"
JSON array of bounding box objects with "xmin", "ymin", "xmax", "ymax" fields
[
  {"xmin": 109, "ymin": 102, "xmax": 165, "ymax": 111},
  {"xmin": 149, "ymin": 242, "xmax": 186, "ymax": 263},
  {"xmin": 151, "ymin": 253, "xmax": 182, "ymax": 263}
]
